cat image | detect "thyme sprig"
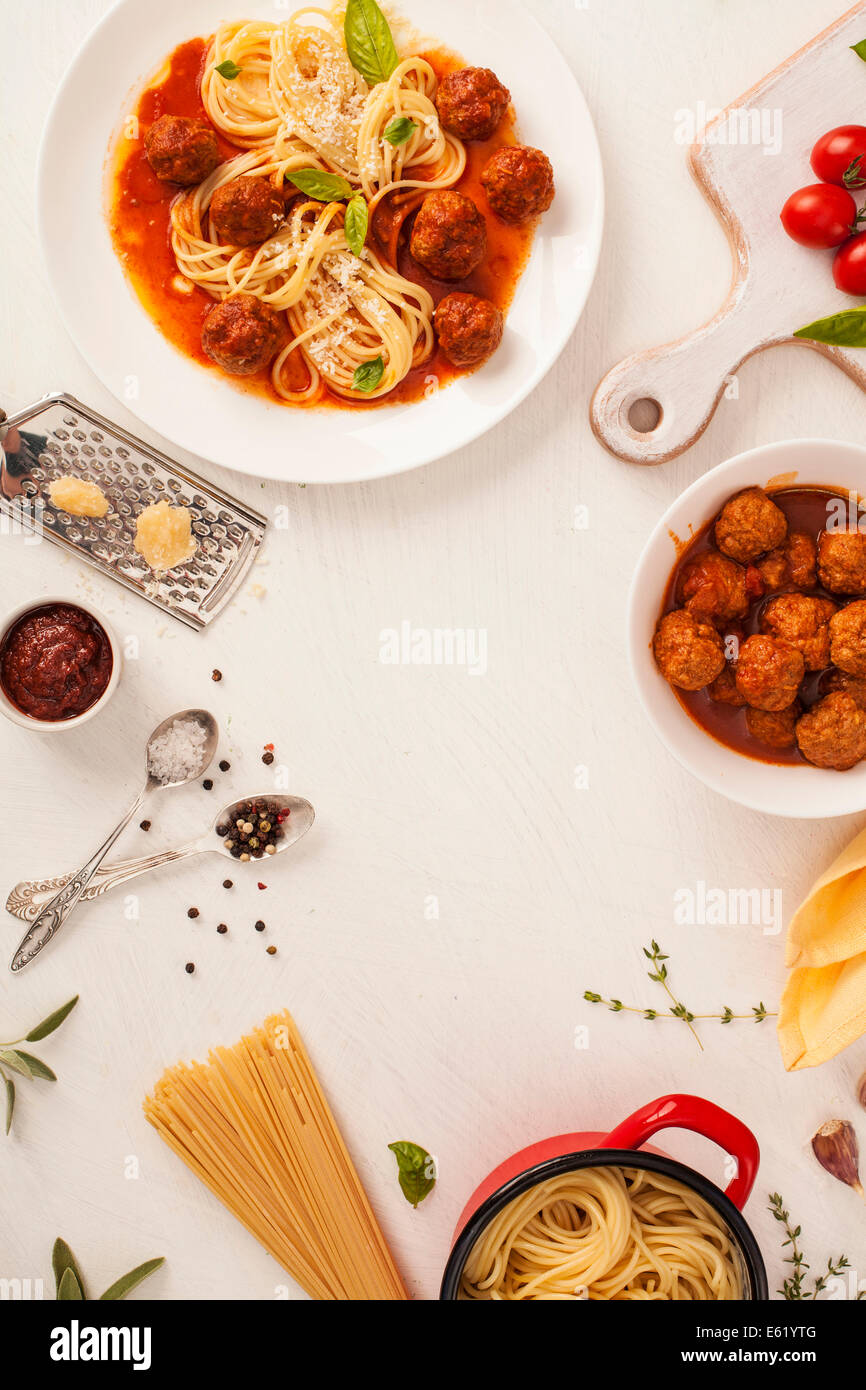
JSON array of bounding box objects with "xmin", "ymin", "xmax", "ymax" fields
[
  {"xmin": 0, "ymin": 995, "xmax": 78, "ymax": 1135},
  {"xmin": 584, "ymin": 941, "xmax": 775, "ymax": 1052},
  {"xmin": 768, "ymin": 1193, "xmax": 864, "ymax": 1300}
]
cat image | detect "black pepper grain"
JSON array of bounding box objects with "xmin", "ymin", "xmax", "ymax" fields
[
  {"xmin": 223, "ymin": 879, "xmax": 233, "ymax": 889},
  {"xmin": 187, "ymin": 907, "xmax": 199, "ymax": 919},
  {"xmin": 203, "ymin": 779, "xmax": 213, "ymax": 791},
  {"xmin": 217, "ymin": 924, "xmax": 228, "ymax": 935},
  {"xmin": 140, "ymin": 820, "xmax": 151, "ymax": 832},
  {"xmin": 254, "ymin": 920, "xmax": 266, "ymax": 932},
  {"xmin": 185, "ymin": 962, "xmax": 195, "ymax": 973},
  {"xmin": 212, "ymin": 669, "xmax": 222, "ymax": 682},
  {"xmin": 262, "ymin": 751, "xmax": 274, "ymax": 766},
  {"xmin": 219, "ymin": 759, "xmax": 230, "ymax": 772}
]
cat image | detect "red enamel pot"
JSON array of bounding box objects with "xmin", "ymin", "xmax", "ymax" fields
[{"xmin": 440, "ymin": 1093, "xmax": 768, "ymax": 1299}]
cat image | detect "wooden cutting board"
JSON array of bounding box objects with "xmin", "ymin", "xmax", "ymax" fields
[{"xmin": 591, "ymin": 0, "xmax": 866, "ymax": 465}]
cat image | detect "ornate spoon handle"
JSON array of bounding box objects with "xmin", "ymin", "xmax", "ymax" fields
[{"xmin": 6, "ymin": 843, "xmax": 203, "ymax": 923}]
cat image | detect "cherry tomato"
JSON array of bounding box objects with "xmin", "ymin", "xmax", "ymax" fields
[
  {"xmin": 780, "ymin": 183, "xmax": 856, "ymax": 248},
  {"xmin": 810, "ymin": 125, "xmax": 866, "ymax": 188},
  {"xmin": 833, "ymin": 232, "xmax": 866, "ymax": 295}
]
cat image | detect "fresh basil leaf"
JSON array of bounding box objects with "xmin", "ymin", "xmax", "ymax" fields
[
  {"xmin": 215, "ymin": 59, "xmax": 242, "ymax": 80},
  {"xmin": 0, "ymin": 1048, "xmax": 38, "ymax": 1079},
  {"xmin": 344, "ymin": 0, "xmax": 399, "ymax": 87},
  {"xmin": 58, "ymin": 1268, "xmax": 84, "ymax": 1301},
  {"xmin": 353, "ymin": 356, "xmax": 385, "ymax": 393},
  {"xmin": 53, "ymin": 1239, "xmax": 87, "ymax": 1299},
  {"xmin": 287, "ymin": 169, "xmax": 354, "ymax": 203},
  {"xmin": 345, "ymin": 194, "xmax": 369, "ymax": 255},
  {"xmin": 384, "ymin": 116, "xmax": 417, "ymax": 146},
  {"xmin": 795, "ymin": 308, "xmax": 866, "ymax": 347},
  {"xmin": 852, "ymin": 39, "xmax": 866, "ymax": 61},
  {"xmin": 4, "ymin": 1077, "xmax": 13, "ymax": 1135},
  {"xmin": 12, "ymin": 1051, "xmax": 56, "ymax": 1081},
  {"xmin": 25, "ymin": 994, "xmax": 79, "ymax": 1042},
  {"xmin": 388, "ymin": 1140, "xmax": 436, "ymax": 1207},
  {"xmin": 100, "ymin": 1257, "xmax": 165, "ymax": 1301}
]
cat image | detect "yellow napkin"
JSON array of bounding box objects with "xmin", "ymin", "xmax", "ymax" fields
[{"xmin": 779, "ymin": 825, "xmax": 866, "ymax": 1070}]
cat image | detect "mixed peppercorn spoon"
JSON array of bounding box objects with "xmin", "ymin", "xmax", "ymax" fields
[
  {"xmin": 5, "ymin": 794, "xmax": 315, "ymax": 925},
  {"xmin": 9, "ymin": 709, "xmax": 218, "ymax": 972}
]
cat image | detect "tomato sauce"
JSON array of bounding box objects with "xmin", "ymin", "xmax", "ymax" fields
[
  {"xmin": 107, "ymin": 37, "xmax": 534, "ymax": 409},
  {"xmin": 662, "ymin": 487, "xmax": 848, "ymax": 767},
  {"xmin": 0, "ymin": 604, "xmax": 113, "ymax": 721}
]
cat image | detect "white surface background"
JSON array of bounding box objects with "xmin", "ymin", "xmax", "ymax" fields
[{"xmin": 2, "ymin": 0, "xmax": 865, "ymax": 1302}]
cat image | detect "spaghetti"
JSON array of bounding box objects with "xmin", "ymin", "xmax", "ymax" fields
[
  {"xmin": 144, "ymin": 1010, "xmax": 407, "ymax": 1301},
  {"xmin": 460, "ymin": 1166, "xmax": 744, "ymax": 1301}
]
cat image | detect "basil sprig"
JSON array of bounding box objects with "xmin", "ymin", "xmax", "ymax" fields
[
  {"xmin": 215, "ymin": 59, "xmax": 242, "ymax": 80},
  {"xmin": 344, "ymin": 194, "xmax": 369, "ymax": 255},
  {"xmin": 384, "ymin": 116, "xmax": 417, "ymax": 146},
  {"xmin": 344, "ymin": 0, "xmax": 399, "ymax": 87},
  {"xmin": 287, "ymin": 169, "xmax": 355, "ymax": 202},
  {"xmin": 353, "ymin": 356, "xmax": 385, "ymax": 393},
  {"xmin": 388, "ymin": 1140, "xmax": 436, "ymax": 1207},
  {"xmin": 795, "ymin": 309, "xmax": 866, "ymax": 347}
]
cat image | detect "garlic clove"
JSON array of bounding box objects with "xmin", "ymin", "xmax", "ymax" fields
[{"xmin": 811, "ymin": 1120, "xmax": 865, "ymax": 1201}]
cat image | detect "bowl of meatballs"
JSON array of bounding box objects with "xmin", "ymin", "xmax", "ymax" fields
[{"xmin": 629, "ymin": 439, "xmax": 866, "ymax": 818}]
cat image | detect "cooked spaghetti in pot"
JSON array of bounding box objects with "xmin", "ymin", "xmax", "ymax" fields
[{"xmin": 460, "ymin": 1166, "xmax": 744, "ymax": 1300}]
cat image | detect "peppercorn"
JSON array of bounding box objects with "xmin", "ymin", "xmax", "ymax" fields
[
  {"xmin": 217, "ymin": 924, "xmax": 228, "ymax": 935},
  {"xmin": 223, "ymin": 879, "xmax": 233, "ymax": 889},
  {"xmin": 140, "ymin": 820, "xmax": 151, "ymax": 832},
  {"xmin": 240, "ymin": 853, "xmax": 250, "ymax": 862},
  {"xmin": 255, "ymin": 920, "xmax": 266, "ymax": 932},
  {"xmin": 266, "ymin": 946, "xmax": 277, "ymax": 956},
  {"xmin": 212, "ymin": 669, "xmax": 222, "ymax": 682},
  {"xmin": 185, "ymin": 962, "xmax": 195, "ymax": 973},
  {"xmin": 219, "ymin": 759, "xmax": 230, "ymax": 772},
  {"xmin": 187, "ymin": 907, "xmax": 199, "ymax": 919},
  {"xmin": 257, "ymin": 882, "xmax": 267, "ymax": 890},
  {"xmin": 262, "ymin": 751, "xmax": 274, "ymax": 765},
  {"xmin": 203, "ymin": 779, "xmax": 213, "ymax": 791}
]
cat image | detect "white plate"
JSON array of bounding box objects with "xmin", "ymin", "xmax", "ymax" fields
[
  {"xmin": 629, "ymin": 439, "xmax": 866, "ymax": 819},
  {"xmin": 37, "ymin": 0, "xmax": 603, "ymax": 484}
]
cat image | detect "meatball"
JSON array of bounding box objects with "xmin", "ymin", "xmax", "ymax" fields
[
  {"xmin": 796, "ymin": 691, "xmax": 866, "ymax": 770},
  {"xmin": 201, "ymin": 294, "xmax": 285, "ymax": 376},
  {"xmin": 758, "ymin": 531, "xmax": 817, "ymax": 591},
  {"xmin": 652, "ymin": 610, "xmax": 725, "ymax": 691},
  {"xmin": 759, "ymin": 593, "xmax": 836, "ymax": 671},
  {"xmin": 209, "ymin": 177, "xmax": 284, "ymax": 247},
  {"xmin": 826, "ymin": 669, "xmax": 866, "ymax": 709},
  {"xmin": 144, "ymin": 115, "xmax": 220, "ymax": 185},
  {"xmin": 707, "ymin": 665, "xmax": 747, "ymax": 707},
  {"xmin": 434, "ymin": 292, "xmax": 503, "ymax": 368},
  {"xmin": 746, "ymin": 701, "xmax": 801, "ymax": 751},
  {"xmin": 435, "ymin": 67, "xmax": 510, "ymax": 141},
  {"xmin": 410, "ymin": 191, "xmax": 487, "ymax": 280},
  {"xmin": 829, "ymin": 600, "xmax": 866, "ymax": 676},
  {"xmin": 715, "ymin": 487, "xmax": 788, "ymax": 563},
  {"xmin": 677, "ymin": 553, "xmax": 748, "ymax": 624},
  {"xmin": 818, "ymin": 530, "xmax": 866, "ymax": 595},
  {"xmin": 481, "ymin": 145, "xmax": 555, "ymax": 223},
  {"xmin": 735, "ymin": 634, "xmax": 805, "ymax": 711}
]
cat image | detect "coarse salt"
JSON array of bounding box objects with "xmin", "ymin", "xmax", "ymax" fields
[{"xmin": 147, "ymin": 718, "xmax": 209, "ymax": 785}]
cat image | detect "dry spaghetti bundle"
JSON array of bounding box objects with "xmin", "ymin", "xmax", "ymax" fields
[{"xmin": 144, "ymin": 1011, "xmax": 406, "ymax": 1300}]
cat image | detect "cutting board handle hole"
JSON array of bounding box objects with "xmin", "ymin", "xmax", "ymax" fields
[{"xmin": 627, "ymin": 397, "xmax": 663, "ymax": 434}]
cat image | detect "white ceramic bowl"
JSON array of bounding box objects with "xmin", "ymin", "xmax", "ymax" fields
[
  {"xmin": 628, "ymin": 438, "xmax": 866, "ymax": 819},
  {"xmin": 0, "ymin": 596, "xmax": 122, "ymax": 732}
]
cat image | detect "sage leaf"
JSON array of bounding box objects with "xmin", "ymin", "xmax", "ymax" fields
[
  {"xmin": 388, "ymin": 1139, "xmax": 436, "ymax": 1207},
  {"xmin": 0, "ymin": 1048, "xmax": 38, "ymax": 1079},
  {"xmin": 852, "ymin": 39, "xmax": 866, "ymax": 61},
  {"xmin": 12, "ymin": 1051, "xmax": 56, "ymax": 1081},
  {"xmin": 353, "ymin": 356, "xmax": 385, "ymax": 392},
  {"xmin": 57, "ymin": 1267, "xmax": 84, "ymax": 1301},
  {"xmin": 100, "ymin": 1257, "xmax": 165, "ymax": 1301},
  {"xmin": 215, "ymin": 59, "xmax": 242, "ymax": 80},
  {"xmin": 4, "ymin": 1077, "xmax": 13, "ymax": 1134},
  {"xmin": 25, "ymin": 994, "xmax": 79, "ymax": 1042},
  {"xmin": 345, "ymin": 194, "xmax": 369, "ymax": 255},
  {"xmin": 286, "ymin": 168, "xmax": 354, "ymax": 202},
  {"xmin": 795, "ymin": 308, "xmax": 866, "ymax": 347},
  {"xmin": 53, "ymin": 1238, "xmax": 87, "ymax": 1299},
  {"xmin": 344, "ymin": 0, "xmax": 399, "ymax": 87},
  {"xmin": 384, "ymin": 116, "xmax": 417, "ymax": 146}
]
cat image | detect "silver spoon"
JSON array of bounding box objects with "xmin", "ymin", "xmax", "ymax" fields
[
  {"xmin": 6, "ymin": 793, "xmax": 316, "ymax": 923},
  {"xmin": 9, "ymin": 708, "xmax": 218, "ymax": 971}
]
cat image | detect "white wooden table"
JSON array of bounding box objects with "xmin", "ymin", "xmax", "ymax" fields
[{"xmin": 1, "ymin": 0, "xmax": 865, "ymax": 1301}]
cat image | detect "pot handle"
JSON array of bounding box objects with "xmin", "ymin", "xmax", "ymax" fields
[{"xmin": 599, "ymin": 1093, "xmax": 759, "ymax": 1210}]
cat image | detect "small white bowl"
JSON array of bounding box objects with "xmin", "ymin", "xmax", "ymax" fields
[
  {"xmin": 628, "ymin": 438, "xmax": 866, "ymax": 819},
  {"xmin": 0, "ymin": 595, "xmax": 122, "ymax": 732}
]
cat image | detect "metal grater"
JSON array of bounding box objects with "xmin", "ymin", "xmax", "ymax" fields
[{"xmin": 0, "ymin": 393, "xmax": 267, "ymax": 631}]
